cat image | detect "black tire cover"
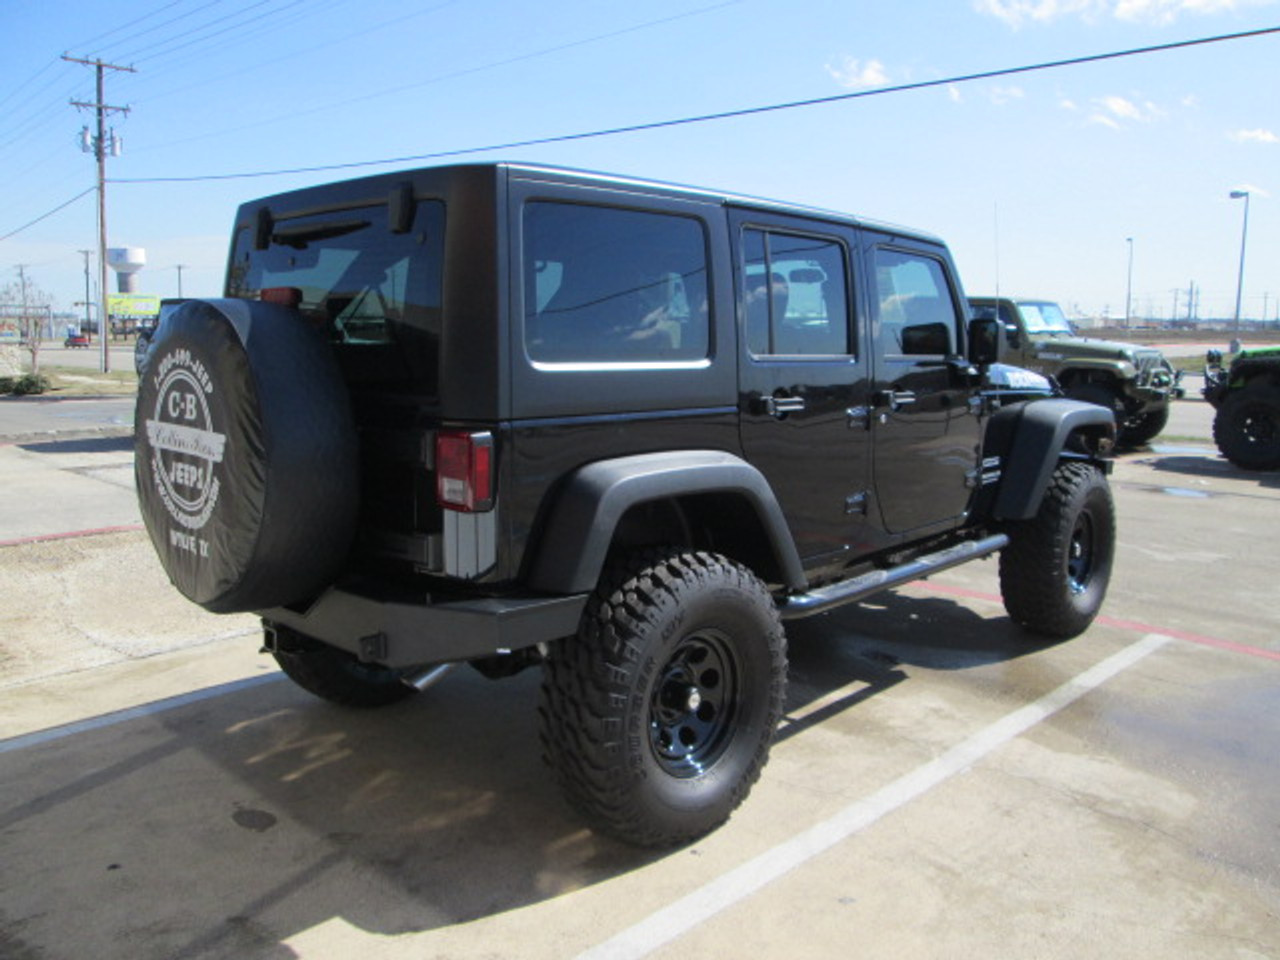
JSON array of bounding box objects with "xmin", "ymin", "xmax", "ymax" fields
[{"xmin": 134, "ymin": 298, "xmax": 359, "ymax": 613}]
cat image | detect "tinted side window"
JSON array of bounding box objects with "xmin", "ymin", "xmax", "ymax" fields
[
  {"xmin": 523, "ymin": 202, "xmax": 709, "ymax": 364},
  {"xmin": 873, "ymin": 249, "xmax": 959, "ymax": 357},
  {"xmin": 742, "ymin": 229, "xmax": 850, "ymax": 357}
]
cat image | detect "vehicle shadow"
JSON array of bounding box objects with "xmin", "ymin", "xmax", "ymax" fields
[
  {"xmin": 1130, "ymin": 451, "xmax": 1280, "ymax": 490},
  {"xmin": 16, "ymin": 434, "xmax": 134, "ymax": 455},
  {"xmin": 0, "ymin": 590, "xmax": 1046, "ymax": 959}
]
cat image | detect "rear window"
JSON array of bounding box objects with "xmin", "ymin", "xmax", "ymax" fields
[
  {"xmin": 523, "ymin": 201, "xmax": 710, "ymax": 365},
  {"xmin": 227, "ymin": 200, "xmax": 445, "ymax": 392}
]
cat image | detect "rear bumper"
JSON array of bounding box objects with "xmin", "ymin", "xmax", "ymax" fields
[{"xmin": 262, "ymin": 586, "xmax": 588, "ymax": 668}]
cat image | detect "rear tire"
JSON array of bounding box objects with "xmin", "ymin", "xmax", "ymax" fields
[
  {"xmin": 1213, "ymin": 381, "xmax": 1280, "ymax": 470},
  {"xmin": 999, "ymin": 462, "xmax": 1115, "ymax": 639},
  {"xmin": 269, "ymin": 625, "xmax": 416, "ymax": 708},
  {"xmin": 539, "ymin": 549, "xmax": 787, "ymax": 847}
]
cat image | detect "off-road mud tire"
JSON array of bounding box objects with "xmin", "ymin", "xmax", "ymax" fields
[
  {"xmin": 1119, "ymin": 405, "xmax": 1169, "ymax": 446},
  {"xmin": 999, "ymin": 461, "xmax": 1115, "ymax": 639},
  {"xmin": 539, "ymin": 549, "xmax": 787, "ymax": 847},
  {"xmin": 1213, "ymin": 379, "xmax": 1280, "ymax": 470},
  {"xmin": 270, "ymin": 626, "xmax": 416, "ymax": 708}
]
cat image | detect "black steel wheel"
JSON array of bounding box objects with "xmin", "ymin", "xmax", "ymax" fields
[
  {"xmin": 539, "ymin": 549, "xmax": 787, "ymax": 847},
  {"xmin": 999, "ymin": 461, "xmax": 1115, "ymax": 640},
  {"xmin": 649, "ymin": 629, "xmax": 738, "ymax": 778}
]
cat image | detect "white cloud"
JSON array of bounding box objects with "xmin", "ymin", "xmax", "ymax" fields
[
  {"xmin": 1230, "ymin": 128, "xmax": 1280, "ymax": 143},
  {"xmin": 975, "ymin": 0, "xmax": 1275, "ymax": 26},
  {"xmin": 974, "ymin": 0, "xmax": 1100, "ymax": 27},
  {"xmin": 1114, "ymin": 0, "xmax": 1266, "ymax": 23},
  {"xmin": 1087, "ymin": 93, "xmax": 1166, "ymax": 127},
  {"xmin": 989, "ymin": 85, "xmax": 1027, "ymax": 105},
  {"xmin": 825, "ymin": 57, "xmax": 889, "ymax": 89}
]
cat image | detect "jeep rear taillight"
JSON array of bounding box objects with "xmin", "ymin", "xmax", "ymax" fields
[{"xmin": 435, "ymin": 430, "xmax": 494, "ymax": 512}]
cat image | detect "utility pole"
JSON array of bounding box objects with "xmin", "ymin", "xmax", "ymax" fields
[
  {"xmin": 64, "ymin": 53, "xmax": 134, "ymax": 374},
  {"xmin": 78, "ymin": 249, "xmax": 93, "ymax": 336},
  {"xmin": 1124, "ymin": 237, "xmax": 1134, "ymax": 328}
]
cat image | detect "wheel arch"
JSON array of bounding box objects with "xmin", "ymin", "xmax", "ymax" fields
[
  {"xmin": 525, "ymin": 450, "xmax": 806, "ymax": 594},
  {"xmin": 985, "ymin": 399, "xmax": 1115, "ymax": 521}
]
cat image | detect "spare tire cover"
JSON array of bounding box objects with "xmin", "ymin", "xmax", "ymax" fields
[{"xmin": 135, "ymin": 298, "xmax": 359, "ymax": 613}]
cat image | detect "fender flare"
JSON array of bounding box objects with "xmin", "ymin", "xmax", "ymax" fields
[
  {"xmin": 989, "ymin": 399, "xmax": 1115, "ymax": 521},
  {"xmin": 526, "ymin": 450, "xmax": 806, "ymax": 594}
]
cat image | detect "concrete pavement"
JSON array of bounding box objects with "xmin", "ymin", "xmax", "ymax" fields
[{"xmin": 1, "ymin": 387, "xmax": 1277, "ymax": 960}]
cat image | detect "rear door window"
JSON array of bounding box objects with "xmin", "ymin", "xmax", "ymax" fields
[{"xmin": 741, "ymin": 228, "xmax": 850, "ymax": 357}]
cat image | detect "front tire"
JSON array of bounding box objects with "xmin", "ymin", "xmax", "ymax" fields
[
  {"xmin": 539, "ymin": 549, "xmax": 787, "ymax": 847},
  {"xmin": 1213, "ymin": 381, "xmax": 1280, "ymax": 470},
  {"xmin": 1119, "ymin": 405, "xmax": 1169, "ymax": 446},
  {"xmin": 999, "ymin": 462, "xmax": 1115, "ymax": 639}
]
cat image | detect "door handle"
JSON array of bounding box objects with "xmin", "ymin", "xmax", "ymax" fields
[
  {"xmin": 759, "ymin": 394, "xmax": 806, "ymax": 418},
  {"xmin": 874, "ymin": 389, "xmax": 917, "ymax": 412}
]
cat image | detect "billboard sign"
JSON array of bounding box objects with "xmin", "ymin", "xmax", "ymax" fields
[{"xmin": 108, "ymin": 294, "xmax": 161, "ymax": 320}]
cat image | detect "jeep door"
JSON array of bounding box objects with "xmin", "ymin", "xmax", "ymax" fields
[
  {"xmin": 865, "ymin": 238, "xmax": 981, "ymax": 534},
  {"xmin": 732, "ymin": 211, "xmax": 872, "ymax": 571}
]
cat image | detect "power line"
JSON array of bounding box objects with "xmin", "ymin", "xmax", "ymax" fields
[
  {"xmin": 112, "ymin": 0, "xmax": 286, "ymax": 65},
  {"xmin": 130, "ymin": 0, "xmax": 738, "ymax": 152},
  {"xmin": 0, "ymin": 188, "xmax": 96, "ymax": 243},
  {"xmin": 67, "ymin": 0, "xmax": 201, "ymax": 58},
  {"xmin": 0, "ymin": 57, "xmax": 60, "ymax": 114},
  {"xmin": 111, "ymin": 23, "xmax": 1280, "ymax": 185}
]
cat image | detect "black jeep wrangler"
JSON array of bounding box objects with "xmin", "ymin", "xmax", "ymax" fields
[{"xmin": 135, "ymin": 163, "xmax": 1116, "ymax": 847}]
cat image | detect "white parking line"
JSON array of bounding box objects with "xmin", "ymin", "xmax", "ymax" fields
[
  {"xmin": 0, "ymin": 674, "xmax": 282, "ymax": 755},
  {"xmin": 577, "ymin": 633, "xmax": 1172, "ymax": 960}
]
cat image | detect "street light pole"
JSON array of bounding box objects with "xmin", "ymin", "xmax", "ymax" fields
[
  {"xmin": 1125, "ymin": 237, "xmax": 1134, "ymax": 328},
  {"xmin": 1230, "ymin": 190, "xmax": 1251, "ymax": 332}
]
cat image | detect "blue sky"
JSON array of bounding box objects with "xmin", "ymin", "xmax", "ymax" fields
[{"xmin": 2, "ymin": 0, "xmax": 1277, "ymax": 322}]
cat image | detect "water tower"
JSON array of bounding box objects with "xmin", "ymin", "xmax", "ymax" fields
[{"xmin": 106, "ymin": 247, "xmax": 146, "ymax": 293}]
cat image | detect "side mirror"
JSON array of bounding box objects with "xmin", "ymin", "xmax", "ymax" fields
[
  {"xmin": 968, "ymin": 317, "xmax": 1000, "ymax": 366},
  {"xmin": 901, "ymin": 321, "xmax": 951, "ymax": 356}
]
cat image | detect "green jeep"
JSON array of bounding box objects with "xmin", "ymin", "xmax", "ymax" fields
[
  {"xmin": 969, "ymin": 297, "xmax": 1182, "ymax": 446},
  {"xmin": 1203, "ymin": 345, "xmax": 1280, "ymax": 470}
]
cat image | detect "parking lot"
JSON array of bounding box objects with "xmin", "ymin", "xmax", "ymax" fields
[{"xmin": 1, "ymin": 389, "xmax": 1277, "ymax": 960}]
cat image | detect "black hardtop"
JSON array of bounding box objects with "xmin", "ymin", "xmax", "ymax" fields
[{"xmin": 231, "ymin": 161, "xmax": 945, "ymax": 246}]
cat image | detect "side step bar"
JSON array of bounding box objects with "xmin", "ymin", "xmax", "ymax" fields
[{"xmin": 779, "ymin": 533, "xmax": 1009, "ymax": 621}]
